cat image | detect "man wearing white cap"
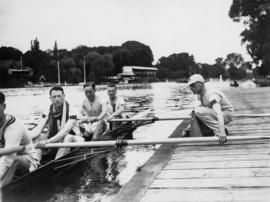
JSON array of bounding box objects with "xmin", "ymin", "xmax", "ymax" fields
[{"xmin": 186, "ymin": 74, "xmax": 234, "ymax": 144}]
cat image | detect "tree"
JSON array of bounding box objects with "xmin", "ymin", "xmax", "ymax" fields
[
  {"xmin": 212, "ymin": 57, "xmax": 226, "ymax": 79},
  {"xmin": 229, "ymin": 0, "xmax": 270, "ymax": 75},
  {"xmin": 112, "ymin": 48, "xmax": 132, "ymax": 74},
  {"xmin": 0, "ymin": 68, "xmax": 9, "ymax": 88},
  {"xmin": 224, "ymin": 53, "xmax": 247, "ymax": 79},
  {"xmin": 59, "ymin": 57, "xmax": 77, "ymax": 83},
  {"xmin": 31, "ymin": 38, "xmax": 40, "ymax": 51},
  {"xmin": 156, "ymin": 53, "xmax": 197, "ymax": 79},
  {"xmin": 224, "ymin": 53, "xmax": 244, "ymax": 69},
  {"xmin": 0, "ymin": 47, "xmax": 22, "ymax": 60},
  {"xmin": 122, "ymin": 41, "xmax": 154, "ymax": 66},
  {"xmin": 53, "ymin": 41, "xmax": 58, "ymax": 58}
]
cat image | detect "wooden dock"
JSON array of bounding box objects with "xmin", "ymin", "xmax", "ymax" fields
[{"xmin": 112, "ymin": 87, "xmax": 270, "ymax": 202}]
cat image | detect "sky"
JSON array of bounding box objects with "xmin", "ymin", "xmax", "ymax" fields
[{"xmin": 0, "ymin": 0, "xmax": 251, "ymax": 64}]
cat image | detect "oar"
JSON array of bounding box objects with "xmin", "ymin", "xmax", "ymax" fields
[
  {"xmin": 37, "ymin": 136, "xmax": 270, "ymax": 148},
  {"xmin": 0, "ymin": 146, "xmax": 25, "ymax": 156},
  {"xmin": 109, "ymin": 116, "xmax": 190, "ymax": 122},
  {"xmin": 234, "ymin": 113, "xmax": 270, "ymax": 118},
  {"xmin": 110, "ymin": 113, "xmax": 270, "ymax": 122}
]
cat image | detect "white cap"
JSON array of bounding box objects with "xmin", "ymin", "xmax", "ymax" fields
[{"xmin": 188, "ymin": 74, "xmax": 204, "ymax": 86}]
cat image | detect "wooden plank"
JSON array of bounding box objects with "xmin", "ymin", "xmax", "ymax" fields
[
  {"xmin": 174, "ymin": 148, "xmax": 270, "ymax": 155},
  {"xmin": 173, "ymin": 142, "xmax": 270, "ymax": 152},
  {"xmin": 229, "ymin": 131, "xmax": 270, "ymax": 136},
  {"xmin": 164, "ymin": 160, "xmax": 270, "ymax": 170},
  {"xmin": 158, "ymin": 168, "xmax": 270, "ymax": 179},
  {"xmin": 140, "ymin": 188, "xmax": 270, "ymax": 202},
  {"xmin": 172, "ymin": 151, "xmax": 269, "ymax": 157},
  {"xmin": 150, "ymin": 177, "xmax": 270, "ymax": 189},
  {"xmin": 170, "ymin": 153, "xmax": 270, "ymax": 162}
]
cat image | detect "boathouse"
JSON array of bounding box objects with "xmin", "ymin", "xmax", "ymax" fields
[{"xmin": 118, "ymin": 66, "xmax": 158, "ymax": 83}]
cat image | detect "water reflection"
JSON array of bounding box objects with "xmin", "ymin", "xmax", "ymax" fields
[{"xmin": 1, "ymin": 82, "xmax": 194, "ymax": 202}]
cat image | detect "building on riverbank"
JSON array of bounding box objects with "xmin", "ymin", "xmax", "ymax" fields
[
  {"xmin": 0, "ymin": 59, "xmax": 32, "ymax": 87},
  {"xmin": 118, "ymin": 66, "xmax": 158, "ymax": 83}
]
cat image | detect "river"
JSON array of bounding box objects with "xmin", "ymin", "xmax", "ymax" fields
[{"xmin": 1, "ymin": 82, "xmax": 230, "ymax": 202}]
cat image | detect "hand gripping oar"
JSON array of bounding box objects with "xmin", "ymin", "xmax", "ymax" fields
[
  {"xmin": 109, "ymin": 113, "xmax": 270, "ymax": 122},
  {"xmin": 36, "ymin": 136, "xmax": 270, "ymax": 149}
]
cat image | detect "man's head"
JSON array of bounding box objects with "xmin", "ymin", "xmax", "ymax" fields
[
  {"xmin": 0, "ymin": 92, "xmax": 6, "ymax": 119},
  {"xmin": 49, "ymin": 85, "xmax": 65, "ymax": 108},
  {"xmin": 188, "ymin": 74, "xmax": 205, "ymax": 94},
  {"xmin": 83, "ymin": 82, "xmax": 96, "ymax": 100},
  {"xmin": 107, "ymin": 83, "xmax": 117, "ymax": 100}
]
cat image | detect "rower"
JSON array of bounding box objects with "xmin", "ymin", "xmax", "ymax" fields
[
  {"xmin": 79, "ymin": 82, "xmax": 107, "ymax": 141},
  {"xmin": 31, "ymin": 85, "xmax": 84, "ymax": 159},
  {"xmin": 183, "ymin": 74, "xmax": 234, "ymax": 144},
  {"xmin": 102, "ymin": 83, "xmax": 126, "ymax": 129},
  {"xmin": 0, "ymin": 92, "xmax": 39, "ymax": 186}
]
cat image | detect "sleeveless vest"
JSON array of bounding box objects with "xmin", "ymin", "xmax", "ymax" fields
[{"xmin": 0, "ymin": 114, "xmax": 16, "ymax": 148}]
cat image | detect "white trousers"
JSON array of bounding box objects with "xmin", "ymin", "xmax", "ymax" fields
[{"xmin": 194, "ymin": 107, "xmax": 233, "ymax": 133}]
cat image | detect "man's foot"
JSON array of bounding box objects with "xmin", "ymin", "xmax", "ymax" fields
[{"xmin": 225, "ymin": 128, "xmax": 229, "ymax": 136}]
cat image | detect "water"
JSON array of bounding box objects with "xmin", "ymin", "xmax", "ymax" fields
[{"xmin": 1, "ymin": 82, "xmax": 218, "ymax": 202}]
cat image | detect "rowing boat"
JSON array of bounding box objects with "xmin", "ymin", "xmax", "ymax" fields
[{"xmin": 1, "ymin": 110, "xmax": 152, "ymax": 201}]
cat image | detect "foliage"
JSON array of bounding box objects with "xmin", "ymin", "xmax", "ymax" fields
[
  {"xmin": 31, "ymin": 38, "xmax": 40, "ymax": 51},
  {"xmin": 112, "ymin": 48, "xmax": 132, "ymax": 74},
  {"xmin": 229, "ymin": 0, "xmax": 270, "ymax": 75},
  {"xmin": 0, "ymin": 47, "xmax": 22, "ymax": 60},
  {"xmin": 23, "ymin": 49, "xmax": 49, "ymax": 82},
  {"xmin": 0, "ymin": 68, "xmax": 9, "ymax": 88},
  {"xmin": 224, "ymin": 53, "xmax": 247, "ymax": 79},
  {"xmin": 156, "ymin": 53, "xmax": 197, "ymax": 79},
  {"xmin": 122, "ymin": 41, "xmax": 154, "ymax": 67}
]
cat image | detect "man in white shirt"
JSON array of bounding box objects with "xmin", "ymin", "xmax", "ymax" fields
[
  {"xmin": 186, "ymin": 74, "xmax": 234, "ymax": 144},
  {"xmin": 103, "ymin": 83, "xmax": 125, "ymax": 129}
]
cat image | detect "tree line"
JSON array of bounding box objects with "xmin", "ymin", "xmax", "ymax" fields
[
  {"xmin": 0, "ymin": 39, "xmax": 154, "ymax": 87},
  {"xmin": 1, "ymin": 0, "xmax": 270, "ymax": 87}
]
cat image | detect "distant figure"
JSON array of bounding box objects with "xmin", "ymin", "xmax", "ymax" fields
[
  {"xmin": 79, "ymin": 82, "xmax": 107, "ymax": 140},
  {"xmin": 184, "ymin": 74, "xmax": 234, "ymax": 144},
  {"xmin": 0, "ymin": 92, "xmax": 39, "ymax": 186},
  {"xmin": 31, "ymin": 85, "xmax": 84, "ymax": 159},
  {"xmin": 230, "ymin": 80, "xmax": 239, "ymax": 87}
]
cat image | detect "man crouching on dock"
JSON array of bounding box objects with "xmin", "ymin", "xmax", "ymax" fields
[{"xmin": 184, "ymin": 74, "xmax": 234, "ymax": 144}]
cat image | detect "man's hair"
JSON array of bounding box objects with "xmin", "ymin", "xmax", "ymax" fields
[
  {"xmin": 83, "ymin": 82, "xmax": 96, "ymax": 90},
  {"xmin": 0, "ymin": 91, "xmax": 5, "ymax": 104},
  {"xmin": 49, "ymin": 85, "xmax": 64, "ymax": 95},
  {"xmin": 108, "ymin": 83, "xmax": 117, "ymax": 89}
]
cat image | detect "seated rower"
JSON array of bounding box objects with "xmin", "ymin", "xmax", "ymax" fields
[
  {"xmin": 79, "ymin": 82, "xmax": 107, "ymax": 141},
  {"xmin": 31, "ymin": 86, "xmax": 84, "ymax": 160},
  {"xmin": 102, "ymin": 83, "xmax": 126, "ymax": 130},
  {"xmin": 0, "ymin": 92, "xmax": 40, "ymax": 187},
  {"xmin": 184, "ymin": 74, "xmax": 234, "ymax": 144}
]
